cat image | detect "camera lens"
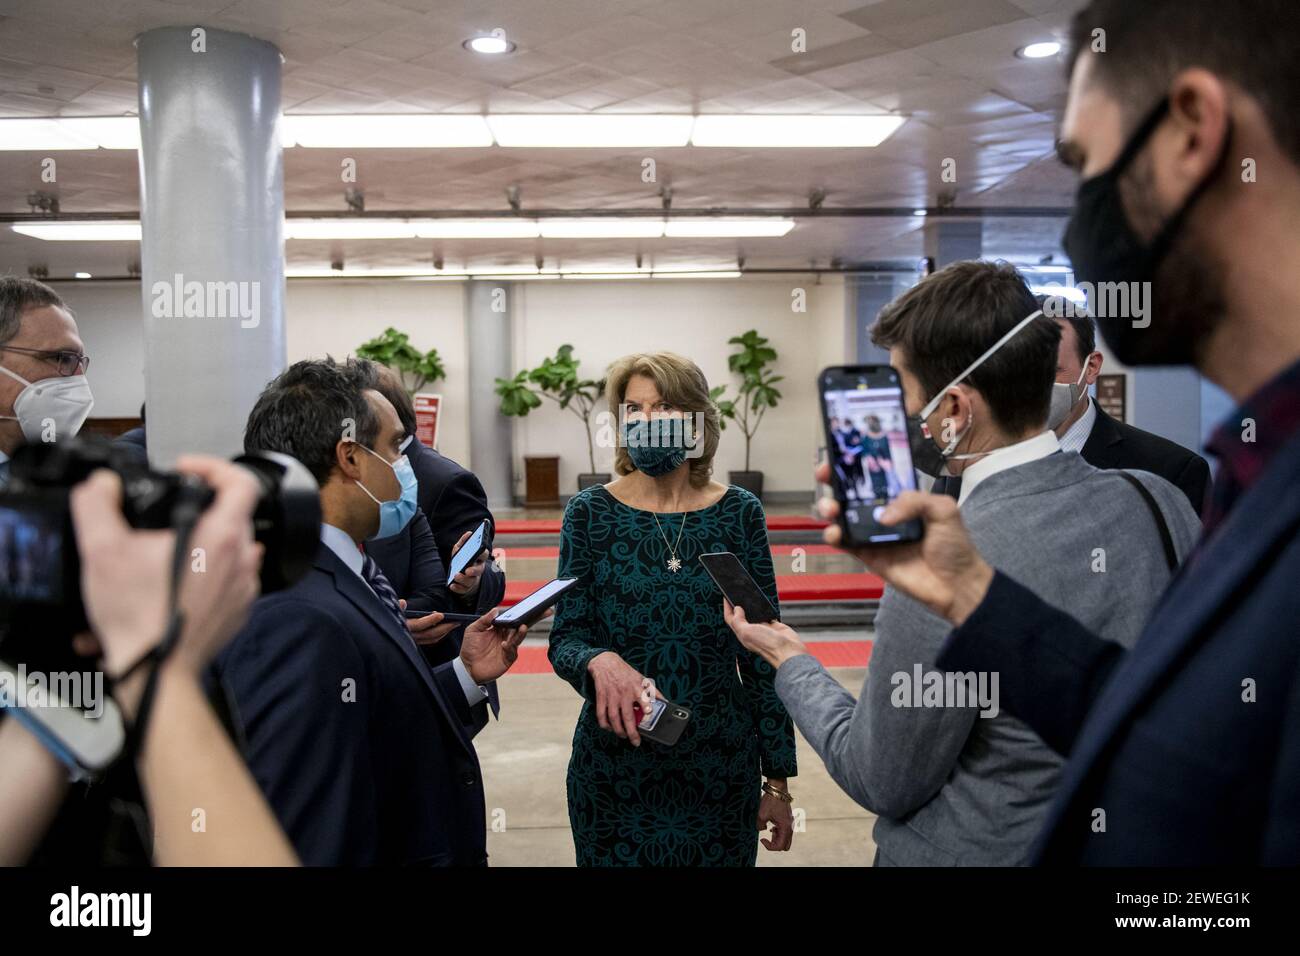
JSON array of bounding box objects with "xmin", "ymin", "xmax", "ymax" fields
[{"xmin": 233, "ymin": 451, "xmax": 321, "ymax": 593}]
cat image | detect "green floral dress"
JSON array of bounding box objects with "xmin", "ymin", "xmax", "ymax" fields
[{"xmin": 548, "ymin": 484, "xmax": 797, "ymax": 866}]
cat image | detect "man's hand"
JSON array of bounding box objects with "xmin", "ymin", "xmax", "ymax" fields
[
  {"xmin": 447, "ymin": 527, "xmax": 488, "ymax": 599},
  {"xmin": 814, "ymin": 461, "xmax": 993, "ymax": 625},
  {"xmin": 397, "ymin": 601, "xmax": 460, "ymax": 646},
  {"xmin": 722, "ymin": 600, "xmax": 809, "ymax": 669},
  {"xmin": 70, "ymin": 457, "xmax": 264, "ymax": 681},
  {"xmin": 458, "ymin": 608, "xmax": 531, "ymax": 683}
]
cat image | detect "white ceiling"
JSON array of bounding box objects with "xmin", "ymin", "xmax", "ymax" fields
[{"xmin": 0, "ymin": 0, "xmax": 1083, "ymax": 275}]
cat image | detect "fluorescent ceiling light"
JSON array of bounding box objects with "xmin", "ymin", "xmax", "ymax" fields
[
  {"xmin": 283, "ymin": 114, "xmax": 493, "ymax": 148},
  {"xmin": 12, "ymin": 221, "xmax": 141, "ymax": 241},
  {"xmin": 1030, "ymin": 284, "xmax": 1087, "ymax": 303},
  {"xmin": 1017, "ymin": 41, "xmax": 1062, "ymax": 60},
  {"xmin": 663, "ymin": 218, "xmax": 793, "ymax": 238},
  {"xmin": 284, "ymin": 219, "xmax": 417, "ymax": 240},
  {"xmin": 486, "ymin": 114, "xmax": 693, "ymax": 147},
  {"xmin": 0, "ymin": 117, "xmax": 138, "ymax": 150},
  {"xmin": 414, "ymin": 220, "xmax": 541, "ymax": 239},
  {"xmin": 690, "ymin": 114, "xmax": 904, "ymax": 147},
  {"xmin": 539, "ymin": 219, "xmax": 665, "ymax": 238},
  {"xmin": 653, "ymin": 271, "xmax": 743, "ymax": 279}
]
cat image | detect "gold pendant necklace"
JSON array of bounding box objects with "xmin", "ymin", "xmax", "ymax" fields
[{"xmin": 653, "ymin": 510, "xmax": 688, "ymax": 572}]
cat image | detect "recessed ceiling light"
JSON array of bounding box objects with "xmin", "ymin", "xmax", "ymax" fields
[
  {"xmin": 74, "ymin": 272, "xmax": 92, "ymax": 279},
  {"xmin": 11, "ymin": 221, "xmax": 141, "ymax": 241},
  {"xmin": 912, "ymin": 208, "xmax": 928, "ymax": 217},
  {"xmin": 1017, "ymin": 41, "xmax": 1061, "ymax": 60},
  {"xmin": 690, "ymin": 114, "xmax": 905, "ymax": 148},
  {"xmin": 486, "ymin": 114, "xmax": 693, "ymax": 148},
  {"xmin": 464, "ymin": 35, "xmax": 516, "ymax": 55}
]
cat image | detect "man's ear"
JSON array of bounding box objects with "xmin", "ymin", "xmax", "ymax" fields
[
  {"xmin": 335, "ymin": 440, "xmax": 363, "ymax": 481},
  {"xmin": 1087, "ymin": 351, "xmax": 1103, "ymax": 382}
]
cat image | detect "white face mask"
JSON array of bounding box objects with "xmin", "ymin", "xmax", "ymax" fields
[
  {"xmin": 917, "ymin": 308, "xmax": 1045, "ymax": 464},
  {"xmin": 1047, "ymin": 360, "xmax": 1093, "ymax": 431},
  {"xmin": 0, "ymin": 364, "xmax": 94, "ymax": 443}
]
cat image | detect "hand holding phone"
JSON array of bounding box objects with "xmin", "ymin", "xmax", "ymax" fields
[{"xmin": 447, "ymin": 519, "xmax": 491, "ymax": 588}]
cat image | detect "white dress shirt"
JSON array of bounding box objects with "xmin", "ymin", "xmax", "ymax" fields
[
  {"xmin": 1058, "ymin": 396, "xmax": 1098, "ymax": 455},
  {"xmin": 957, "ymin": 431, "xmax": 1061, "ymax": 507},
  {"xmin": 319, "ymin": 523, "xmax": 488, "ymax": 707}
]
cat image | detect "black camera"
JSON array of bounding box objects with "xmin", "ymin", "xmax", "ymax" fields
[{"xmin": 0, "ymin": 437, "xmax": 320, "ymax": 668}]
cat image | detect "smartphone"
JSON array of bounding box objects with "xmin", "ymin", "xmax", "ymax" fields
[
  {"xmin": 819, "ymin": 365, "xmax": 923, "ymax": 546},
  {"xmin": 446, "ymin": 518, "xmax": 490, "ymax": 585},
  {"xmin": 698, "ymin": 552, "xmax": 778, "ymax": 623},
  {"xmin": 633, "ymin": 698, "xmax": 691, "ymax": 746},
  {"xmin": 493, "ymin": 577, "xmax": 578, "ymax": 628},
  {"xmin": 402, "ymin": 608, "xmax": 480, "ymax": 624}
]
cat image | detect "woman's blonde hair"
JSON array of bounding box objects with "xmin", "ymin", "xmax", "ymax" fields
[{"xmin": 606, "ymin": 351, "xmax": 721, "ymax": 488}]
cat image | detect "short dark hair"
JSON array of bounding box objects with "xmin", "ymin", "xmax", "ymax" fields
[
  {"xmin": 871, "ymin": 260, "xmax": 1060, "ymax": 435},
  {"xmin": 1063, "ymin": 315, "xmax": 1096, "ymax": 365},
  {"xmin": 244, "ymin": 357, "xmax": 379, "ymax": 487},
  {"xmin": 361, "ymin": 361, "xmax": 418, "ymax": 438},
  {"xmin": 1068, "ymin": 0, "xmax": 1300, "ymax": 166},
  {"xmin": 0, "ymin": 276, "xmax": 68, "ymax": 346}
]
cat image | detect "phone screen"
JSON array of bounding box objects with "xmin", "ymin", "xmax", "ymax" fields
[
  {"xmin": 446, "ymin": 519, "xmax": 489, "ymax": 585},
  {"xmin": 698, "ymin": 552, "xmax": 778, "ymax": 623},
  {"xmin": 820, "ymin": 366, "xmax": 923, "ymax": 545},
  {"xmin": 495, "ymin": 578, "xmax": 576, "ymax": 625}
]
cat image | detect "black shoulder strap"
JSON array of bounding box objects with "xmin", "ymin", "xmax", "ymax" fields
[{"xmin": 1117, "ymin": 471, "xmax": 1178, "ymax": 572}]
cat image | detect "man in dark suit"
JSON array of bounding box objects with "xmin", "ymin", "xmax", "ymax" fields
[
  {"xmin": 369, "ymin": 358, "xmax": 504, "ymax": 613},
  {"xmin": 1053, "ymin": 312, "xmax": 1210, "ymax": 515},
  {"xmin": 818, "ymin": 0, "xmax": 1300, "ymax": 863},
  {"xmin": 932, "ymin": 312, "xmax": 1212, "ymax": 513},
  {"xmin": 213, "ymin": 358, "xmax": 530, "ymax": 865}
]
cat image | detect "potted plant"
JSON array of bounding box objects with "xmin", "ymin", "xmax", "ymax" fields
[
  {"xmin": 711, "ymin": 329, "xmax": 782, "ymax": 499},
  {"xmin": 496, "ymin": 344, "xmax": 609, "ymax": 493},
  {"xmin": 355, "ymin": 327, "xmax": 446, "ymax": 395}
]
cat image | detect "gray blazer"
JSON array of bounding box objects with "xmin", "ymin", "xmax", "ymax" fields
[{"xmin": 775, "ymin": 450, "xmax": 1201, "ymax": 865}]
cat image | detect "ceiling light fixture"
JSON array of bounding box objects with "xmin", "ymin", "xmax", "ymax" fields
[
  {"xmin": 11, "ymin": 221, "xmax": 142, "ymax": 241},
  {"xmin": 690, "ymin": 114, "xmax": 905, "ymax": 147},
  {"xmin": 1017, "ymin": 41, "xmax": 1062, "ymax": 59},
  {"xmin": 464, "ymin": 34, "xmax": 516, "ymax": 55},
  {"xmin": 282, "ymin": 115, "xmax": 493, "ymax": 148},
  {"xmin": 486, "ymin": 114, "xmax": 694, "ymax": 148}
]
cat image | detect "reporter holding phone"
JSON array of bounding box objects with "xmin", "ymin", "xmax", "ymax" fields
[{"xmin": 548, "ymin": 352, "xmax": 797, "ymax": 866}]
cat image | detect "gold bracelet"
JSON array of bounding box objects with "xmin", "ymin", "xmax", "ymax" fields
[{"xmin": 762, "ymin": 782, "xmax": 794, "ymax": 803}]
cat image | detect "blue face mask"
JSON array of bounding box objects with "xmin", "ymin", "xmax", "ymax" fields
[
  {"xmin": 356, "ymin": 445, "xmax": 418, "ymax": 539},
  {"xmin": 621, "ymin": 417, "xmax": 690, "ymax": 478}
]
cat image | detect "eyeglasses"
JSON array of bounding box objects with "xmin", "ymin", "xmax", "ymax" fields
[{"xmin": 0, "ymin": 345, "xmax": 91, "ymax": 376}]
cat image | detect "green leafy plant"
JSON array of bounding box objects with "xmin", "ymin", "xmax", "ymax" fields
[
  {"xmin": 711, "ymin": 329, "xmax": 783, "ymax": 472},
  {"xmin": 355, "ymin": 327, "xmax": 446, "ymax": 394},
  {"xmin": 495, "ymin": 344, "xmax": 607, "ymax": 474}
]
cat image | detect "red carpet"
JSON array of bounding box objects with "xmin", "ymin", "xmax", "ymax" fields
[
  {"xmin": 495, "ymin": 514, "xmax": 828, "ymax": 534},
  {"xmin": 499, "ymin": 543, "xmax": 843, "ymax": 559},
  {"xmin": 510, "ymin": 640, "xmax": 871, "ymax": 674},
  {"xmin": 503, "ymin": 573, "xmax": 884, "ymax": 605}
]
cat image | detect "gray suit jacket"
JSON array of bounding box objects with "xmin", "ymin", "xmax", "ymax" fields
[{"xmin": 775, "ymin": 450, "xmax": 1201, "ymax": 865}]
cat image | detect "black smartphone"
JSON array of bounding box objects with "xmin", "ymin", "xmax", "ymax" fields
[
  {"xmin": 698, "ymin": 551, "xmax": 778, "ymax": 623},
  {"xmin": 819, "ymin": 365, "xmax": 923, "ymax": 546},
  {"xmin": 446, "ymin": 518, "xmax": 490, "ymax": 585},
  {"xmin": 402, "ymin": 608, "xmax": 480, "ymax": 624},
  {"xmin": 634, "ymin": 698, "xmax": 691, "ymax": 747},
  {"xmin": 493, "ymin": 577, "xmax": 578, "ymax": 628}
]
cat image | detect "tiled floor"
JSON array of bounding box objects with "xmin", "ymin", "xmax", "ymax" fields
[{"xmin": 476, "ymin": 641, "xmax": 877, "ymax": 867}]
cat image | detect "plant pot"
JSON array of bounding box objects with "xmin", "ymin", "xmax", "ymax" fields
[
  {"xmin": 729, "ymin": 470, "xmax": 764, "ymax": 499},
  {"xmin": 577, "ymin": 471, "xmax": 611, "ymax": 491}
]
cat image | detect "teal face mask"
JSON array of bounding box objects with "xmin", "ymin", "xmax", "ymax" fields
[
  {"xmin": 621, "ymin": 417, "xmax": 691, "ymax": 478},
  {"xmin": 356, "ymin": 445, "xmax": 419, "ymax": 539}
]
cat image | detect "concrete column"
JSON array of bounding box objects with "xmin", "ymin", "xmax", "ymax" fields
[
  {"xmin": 137, "ymin": 26, "xmax": 285, "ymax": 465},
  {"xmin": 465, "ymin": 281, "xmax": 514, "ymax": 509},
  {"xmin": 923, "ymin": 219, "xmax": 982, "ymax": 267}
]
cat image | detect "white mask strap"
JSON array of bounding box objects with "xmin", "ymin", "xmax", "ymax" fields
[{"xmin": 920, "ymin": 309, "xmax": 1045, "ymax": 420}]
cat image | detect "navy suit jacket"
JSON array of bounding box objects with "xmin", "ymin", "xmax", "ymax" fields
[
  {"xmin": 1080, "ymin": 401, "xmax": 1211, "ymax": 516},
  {"xmin": 406, "ymin": 439, "xmax": 506, "ymax": 609},
  {"xmin": 363, "ymin": 506, "xmax": 451, "ymax": 613},
  {"xmin": 938, "ymin": 429, "xmax": 1300, "ymax": 864},
  {"xmin": 211, "ymin": 542, "xmax": 490, "ymax": 866}
]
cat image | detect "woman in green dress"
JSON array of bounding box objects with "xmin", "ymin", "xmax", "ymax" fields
[{"xmin": 548, "ymin": 351, "xmax": 797, "ymax": 866}]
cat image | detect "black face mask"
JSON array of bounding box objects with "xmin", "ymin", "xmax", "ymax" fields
[
  {"xmin": 1062, "ymin": 97, "xmax": 1232, "ymax": 366},
  {"xmin": 906, "ymin": 413, "xmax": 947, "ymax": 479}
]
